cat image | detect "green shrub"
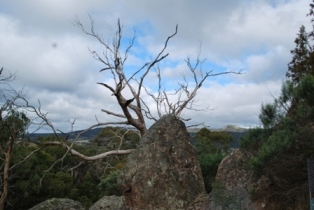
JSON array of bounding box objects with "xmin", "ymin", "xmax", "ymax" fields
[{"xmin": 98, "ymin": 170, "xmax": 122, "ymax": 196}]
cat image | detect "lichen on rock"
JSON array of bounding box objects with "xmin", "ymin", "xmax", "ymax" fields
[
  {"xmin": 28, "ymin": 198, "xmax": 84, "ymax": 210},
  {"xmin": 211, "ymin": 149, "xmax": 260, "ymax": 210},
  {"xmin": 118, "ymin": 115, "xmax": 206, "ymax": 209},
  {"xmin": 89, "ymin": 195, "xmax": 129, "ymax": 210}
]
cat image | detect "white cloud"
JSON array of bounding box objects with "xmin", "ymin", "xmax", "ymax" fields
[
  {"xmin": 0, "ymin": 0, "xmax": 311, "ymax": 132},
  {"xmin": 241, "ymin": 45, "xmax": 291, "ymax": 83},
  {"xmin": 183, "ymin": 80, "xmax": 282, "ymax": 128}
]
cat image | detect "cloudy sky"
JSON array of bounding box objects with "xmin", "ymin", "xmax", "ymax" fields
[{"xmin": 0, "ymin": 0, "xmax": 312, "ymax": 132}]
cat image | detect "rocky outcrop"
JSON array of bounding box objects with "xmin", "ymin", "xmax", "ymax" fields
[
  {"xmin": 210, "ymin": 149, "xmax": 262, "ymax": 210},
  {"xmin": 89, "ymin": 195, "xmax": 129, "ymax": 210},
  {"xmin": 28, "ymin": 198, "xmax": 84, "ymax": 210},
  {"xmin": 118, "ymin": 115, "xmax": 206, "ymax": 210}
]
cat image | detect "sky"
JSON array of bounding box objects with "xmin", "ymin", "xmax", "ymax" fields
[{"xmin": 0, "ymin": 0, "xmax": 312, "ymax": 132}]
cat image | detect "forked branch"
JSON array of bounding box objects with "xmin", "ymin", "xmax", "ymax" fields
[{"xmin": 76, "ymin": 17, "xmax": 178, "ymax": 135}]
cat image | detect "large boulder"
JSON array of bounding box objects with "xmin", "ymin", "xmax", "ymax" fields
[
  {"xmin": 210, "ymin": 149, "xmax": 262, "ymax": 210},
  {"xmin": 118, "ymin": 115, "xmax": 206, "ymax": 209},
  {"xmin": 28, "ymin": 198, "xmax": 84, "ymax": 210}
]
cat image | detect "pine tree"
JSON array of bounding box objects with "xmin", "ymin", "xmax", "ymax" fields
[{"xmin": 286, "ymin": 25, "xmax": 314, "ymax": 84}]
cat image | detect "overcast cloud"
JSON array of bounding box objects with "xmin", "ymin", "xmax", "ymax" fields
[{"xmin": 0, "ymin": 0, "xmax": 312, "ymax": 132}]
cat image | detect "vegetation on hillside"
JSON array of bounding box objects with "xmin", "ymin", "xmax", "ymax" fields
[
  {"xmin": 194, "ymin": 127, "xmax": 233, "ymax": 193},
  {"xmin": 4, "ymin": 128, "xmax": 140, "ymax": 210},
  {"xmin": 0, "ymin": 125, "xmax": 232, "ymax": 209}
]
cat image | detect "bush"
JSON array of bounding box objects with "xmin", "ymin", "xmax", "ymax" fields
[{"xmin": 98, "ymin": 170, "xmax": 122, "ymax": 196}]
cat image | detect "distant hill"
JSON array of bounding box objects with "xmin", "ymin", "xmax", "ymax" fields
[
  {"xmin": 187, "ymin": 124, "xmax": 248, "ymax": 133},
  {"xmin": 218, "ymin": 124, "xmax": 248, "ymax": 133},
  {"xmin": 188, "ymin": 125, "xmax": 248, "ymax": 148},
  {"xmin": 213, "ymin": 125, "xmax": 248, "ymax": 148},
  {"xmin": 29, "ymin": 125, "xmax": 248, "ymax": 148},
  {"xmin": 28, "ymin": 127, "xmax": 104, "ymax": 140}
]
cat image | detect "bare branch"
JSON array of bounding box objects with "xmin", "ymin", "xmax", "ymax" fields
[
  {"xmin": 101, "ymin": 109, "xmax": 126, "ymax": 118},
  {"xmin": 97, "ymin": 82, "xmax": 115, "ymax": 93},
  {"xmin": 68, "ymin": 161, "xmax": 85, "ymax": 177},
  {"xmin": 137, "ymin": 25, "xmax": 178, "ymax": 97},
  {"xmin": 77, "ymin": 16, "xmax": 242, "ymax": 136},
  {"xmin": 43, "ymin": 141, "xmax": 134, "ymax": 161},
  {"xmin": 186, "ymin": 122, "xmax": 209, "ymax": 128}
]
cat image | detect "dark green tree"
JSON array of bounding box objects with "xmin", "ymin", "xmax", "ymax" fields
[
  {"xmin": 238, "ymin": 10, "xmax": 314, "ymax": 206},
  {"xmin": 6, "ymin": 143, "xmax": 106, "ymax": 210},
  {"xmin": 240, "ymin": 75, "xmax": 314, "ymax": 208},
  {"xmin": 0, "ymin": 68, "xmax": 32, "ymax": 210},
  {"xmin": 287, "ymin": 25, "xmax": 314, "ymax": 84},
  {"xmin": 0, "ymin": 108, "xmax": 30, "ymax": 210},
  {"xmin": 98, "ymin": 170, "xmax": 122, "ymax": 197},
  {"xmin": 195, "ymin": 128, "xmax": 232, "ymax": 154}
]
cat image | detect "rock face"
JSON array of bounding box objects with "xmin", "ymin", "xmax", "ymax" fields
[
  {"xmin": 118, "ymin": 115, "xmax": 206, "ymax": 210},
  {"xmin": 89, "ymin": 195, "xmax": 129, "ymax": 210},
  {"xmin": 210, "ymin": 149, "xmax": 260, "ymax": 210},
  {"xmin": 187, "ymin": 194, "xmax": 211, "ymax": 210},
  {"xmin": 28, "ymin": 198, "xmax": 84, "ymax": 210}
]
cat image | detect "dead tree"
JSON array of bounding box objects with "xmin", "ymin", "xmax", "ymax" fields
[{"xmin": 75, "ymin": 17, "xmax": 241, "ymax": 136}]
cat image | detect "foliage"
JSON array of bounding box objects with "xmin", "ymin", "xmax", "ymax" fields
[
  {"xmin": 0, "ymin": 108, "xmax": 30, "ymax": 143},
  {"xmin": 73, "ymin": 171, "xmax": 101, "ymax": 208},
  {"xmin": 5, "ymin": 142, "xmax": 103, "ymax": 210},
  {"xmin": 286, "ymin": 25, "xmax": 314, "ymax": 84},
  {"xmin": 98, "ymin": 170, "xmax": 122, "ymax": 197},
  {"xmin": 4, "ymin": 125, "xmax": 138, "ymax": 209},
  {"xmin": 194, "ymin": 127, "xmax": 233, "ymax": 193},
  {"xmin": 195, "ymin": 127, "xmax": 233, "ymax": 154},
  {"xmin": 197, "ymin": 152, "xmax": 224, "ymax": 193},
  {"xmin": 240, "ymin": 75, "xmax": 314, "ymax": 208},
  {"xmin": 239, "ymin": 128, "xmax": 265, "ymax": 154},
  {"xmin": 91, "ymin": 127, "xmax": 140, "ymax": 150},
  {"xmin": 238, "ymin": 11, "xmax": 314, "ymax": 207},
  {"xmin": 0, "ymin": 102, "xmax": 31, "ymax": 210},
  {"xmin": 259, "ymin": 81, "xmax": 294, "ymax": 130}
]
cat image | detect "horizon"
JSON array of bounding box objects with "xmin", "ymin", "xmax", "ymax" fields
[{"xmin": 30, "ymin": 123, "xmax": 251, "ymax": 135}]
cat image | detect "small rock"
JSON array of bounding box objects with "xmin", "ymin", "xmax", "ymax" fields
[{"xmin": 28, "ymin": 198, "xmax": 84, "ymax": 210}]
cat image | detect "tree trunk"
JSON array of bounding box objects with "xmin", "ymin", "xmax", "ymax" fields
[
  {"xmin": 0, "ymin": 133, "xmax": 15, "ymax": 210},
  {"xmin": 0, "ymin": 152, "xmax": 11, "ymax": 210}
]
